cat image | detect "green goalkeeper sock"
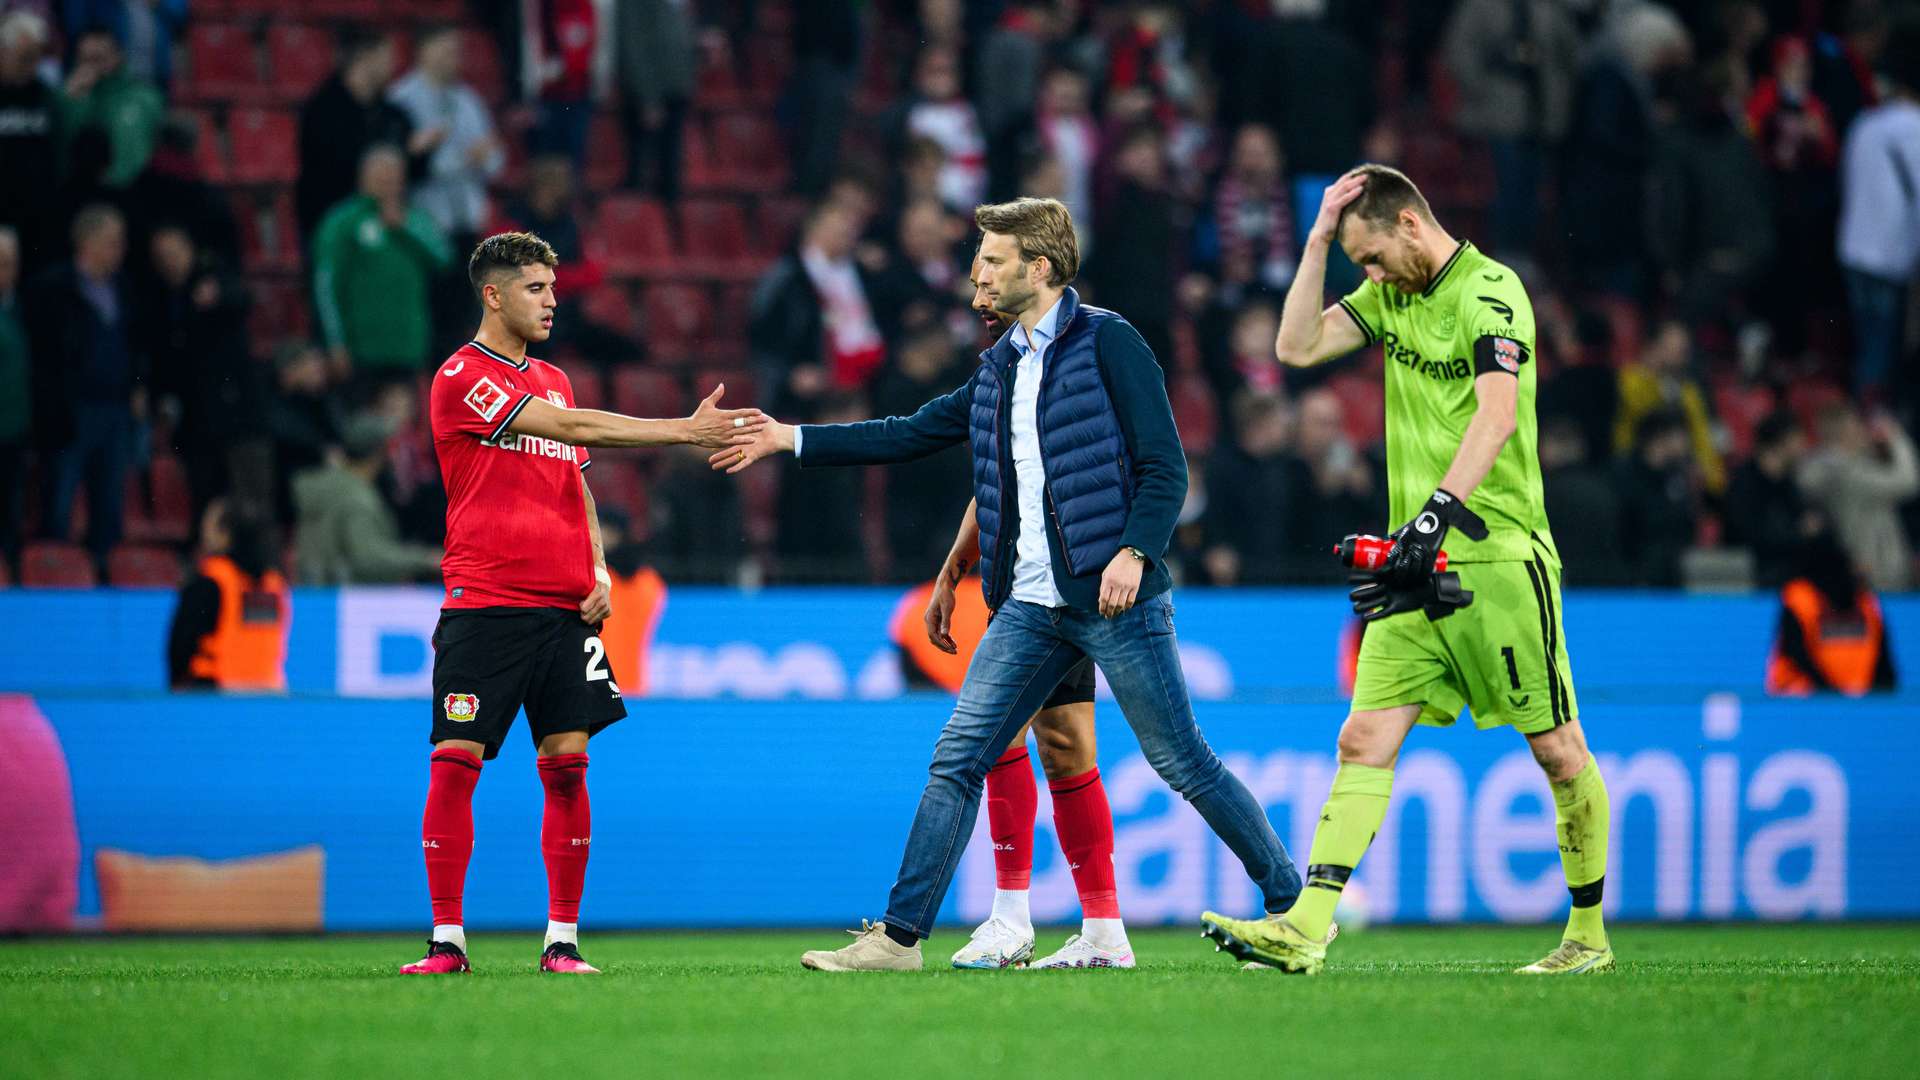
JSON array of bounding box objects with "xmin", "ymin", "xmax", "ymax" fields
[
  {"xmin": 1552, "ymin": 755, "xmax": 1611, "ymax": 949},
  {"xmin": 1287, "ymin": 763, "xmax": 1394, "ymax": 940}
]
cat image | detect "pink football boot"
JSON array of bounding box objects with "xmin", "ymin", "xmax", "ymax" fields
[
  {"xmin": 540, "ymin": 942, "xmax": 601, "ymax": 974},
  {"xmin": 399, "ymin": 940, "xmax": 472, "ymax": 975}
]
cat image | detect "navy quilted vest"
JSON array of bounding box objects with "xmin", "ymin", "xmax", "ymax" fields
[{"xmin": 969, "ymin": 288, "xmax": 1132, "ymax": 609}]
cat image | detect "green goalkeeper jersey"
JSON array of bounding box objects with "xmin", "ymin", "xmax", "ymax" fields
[{"xmin": 1338, "ymin": 241, "xmax": 1556, "ymax": 564}]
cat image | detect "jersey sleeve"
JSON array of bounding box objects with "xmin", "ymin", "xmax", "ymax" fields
[
  {"xmin": 1463, "ymin": 273, "xmax": 1537, "ymax": 377},
  {"xmin": 553, "ymin": 369, "xmax": 591, "ymax": 471},
  {"xmin": 430, "ymin": 357, "xmax": 533, "ymax": 442},
  {"xmin": 1337, "ymin": 281, "xmax": 1384, "ymax": 346}
]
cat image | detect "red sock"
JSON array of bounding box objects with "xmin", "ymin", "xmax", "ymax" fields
[
  {"xmin": 985, "ymin": 745, "xmax": 1037, "ymax": 890},
  {"xmin": 538, "ymin": 753, "xmax": 591, "ymax": 924},
  {"xmin": 1050, "ymin": 767, "xmax": 1120, "ymax": 919},
  {"xmin": 423, "ymin": 747, "xmax": 482, "ymax": 927}
]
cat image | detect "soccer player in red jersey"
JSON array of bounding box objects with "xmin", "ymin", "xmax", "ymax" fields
[{"xmin": 402, "ymin": 232, "xmax": 763, "ymax": 975}]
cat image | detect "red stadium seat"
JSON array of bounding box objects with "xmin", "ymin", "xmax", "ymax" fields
[
  {"xmin": 578, "ymin": 283, "xmax": 637, "ymax": 337},
  {"xmin": 128, "ymin": 456, "xmax": 194, "ymax": 545},
  {"xmin": 707, "ymin": 112, "xmax": 787, "ymax": 192},
  {"xmin": 460, "ymin": 29, "xmax": 508, "ymax": 105},
  {"xmin": 184, "ymin": 24, "xmax": 264, "ymax": 103},
  {"xmin": 755, "ymin": 196, "xmax": 808, "ymax": 256},
  {"xmin": 1326, "ymin": 371, "xmax": 1386, "ymax": 447},
  {"xmin": 640, "ymin": 283, "xmax": 713, "ymax": 355},
  {"xmin": 584, "ymin": 111, "xmax": 628, "ymax": 194},
  {"xmin": 1788, "ymin": 380, "xmax": 1849, "ymax": 440},
  {"xmin": 107, "ymin": 545, "xmax": 183, "ymax": 588},
  {"xmin": 566, "ymin": 366, "xmax": 609, "ymax": 412},
  {"xmin": 236, "ymin": 189, "xmax": 302, "ymax": 273},
  {"xmin": 678, "ymin": 199, "xmax": 756, "ymax": 279},
  {"xmin": 1712, "ymin": 379, "xmax": 1777, "ymax": 459},
  {"xmin": 226, "ymin": 108, "xmax": 299, "ymax": 184},
  {"xmin": 301, "ymin": 0, "xmax": 379, "ymax": 19},
  {"xmin": 246, "ymin": 278, "xmax": 312, "ymax": 358},
  {"xmin": 692, "ymin": 368, "xmax": 752, "ymax": 411},
  {"xmin": 1169, "ymin": 373, "xmax": 1218, "ymax": 454},
  {"xmin": 21, "ymin": 542, "xmax": 97, "ymax": 588},
  {"xmin": 178, "ymin": 109, "xmax": 231, "ymax": 184},
  {"xmin": 695, "ymin": 53, "xmax": 747, "ymax": 109},
  {"xmin": 592, "ymin": 196, "xmax": 675, "ymax": 278},
  {"xmin": 584, "ymin": 460, "xmax": 650, "ymax": 524},
  {"xmin": 611, "ymin": 366, "xmax": 682, "ymax": 418},
  {"xmin": 266, "ymin": 24, "xmax": 337, "ymax": 103}
]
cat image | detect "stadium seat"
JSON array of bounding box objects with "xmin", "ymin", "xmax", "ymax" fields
[
  {"xmin": 460, "ymin": 29, "xmax": 508, "ymax": 105},
  {"xmin": 1169, "ymin": 373, "xmax": 1218, "ymax": 454},
  {"xmin": 578, "ymin": 283, "xmax": 637, "ymax": 338},
  {"xmin": 265, "ymin": 24, "xmax": 337, "ymax": 103},
  {"xmin": 584, "ymin": 111, "xmax": 628, "ymax": 194},
  {"xmin": 236, "ymin": 190, "xmax": 302, "ymax": 274},
  {"xmin": 695, "ymin": 53, "xmax": 747, "ymax": 109},
  {"xmin": 640, "ymin": 283, "xmax": 713, "ymax": 355},
  {"xmin": 131, "ymin": 456, "xmax": 194, "ymax": 545},
  {"xmin": 755, "ymin": 196, "xmax": 808, "ymax": 256},
  {"xmin": 226, "ymin": 108, "xmax": 300, "ymax": 184},
  {"xmin": 301, "ymin": 0, "xmax": 379, "ymax": 20},
  {"xmin": 1712, "ymin": 378, "xmax": 1776, "ymax": 459},
  {"xmin": 108, "ymin": 545, "xmax": 183, "ymax": 588},
  {"xmin": 177, "ymin": 109, "xmax": 231, "ymax": 184},
  {"xmin": 1788, "ymin": 380, "xmax": 1848, "ymax": 439},
  {"xmin": 692, "ymin": 368, "xmax": 752, "ymax": 411},
  {"xmin": 706, "ymin": 112, "xmax": 787, "ymax": 192},
  {"xmin": 246, "ymin": 277, "xmax": 311, "ymax": 358},
  {"xmin": 585, "ymin": 460, "xmax": 650, "ymax": 525},
  {"xmin": 20, "ymin": 542, "xmax": 97, "ymax": 588},
  {"xmin": 592, "ymin": 196, "xmax": 675, "ymax": 278},
  {"xmin": 184, "ymin": 24, "xmax": 264, "ymax": 103},
  {"xmin": 567, "ymin": 367, "xmax": 609, "ymax": 412},
  {"xmin": 678, "ymin": 199, "xmax": 756, "ymax": 279},
  {"xmin": 611, "ymin": 367, "xmax": 682, "ymax": 418}
]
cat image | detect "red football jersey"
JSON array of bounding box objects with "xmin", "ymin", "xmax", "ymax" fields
[{"xmin": 429, "ymin": 340, "xmax": 595, "ymax": 610}]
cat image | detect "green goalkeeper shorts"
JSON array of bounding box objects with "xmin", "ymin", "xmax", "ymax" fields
[{"xmin": 1350, "ymin": 541, "xmax": 1578, "ymax": 735}]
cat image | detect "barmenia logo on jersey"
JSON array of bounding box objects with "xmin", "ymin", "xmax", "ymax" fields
[
  {"xmin": 483, "ymin": 430, "xmax": 580, "ymax": 462},
  {"xmin": 1381, "ymin": 331, "xmax": 1471, "ymax": 381},
  {"xmin": 443, "ymin": 694, "xmax": 479, "ymax": 722}
]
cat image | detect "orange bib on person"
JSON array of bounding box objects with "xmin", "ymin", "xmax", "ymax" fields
[
  {"xmin": 600, "ymin": 566, "xmax": 667, "ymax": 695},
  {"xmin": 890, "ymin": 577, "xmax": 991, "ymax": 693},
  {"xmin": 1765, "ymin": 579, "xmax": 1884, "ymax": 696},
  {"xmin": 187, "ymin": 556, "xmax": 289, "ymax": 691}
]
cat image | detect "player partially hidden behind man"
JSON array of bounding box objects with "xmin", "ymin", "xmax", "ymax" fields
[
  {"xmin": 402, "ymin": 232, "xmax": 764, "ymax": 975},
  {"xmin": 1200, "ymin": 166, "xmax": 1615, "ymax": 975}
]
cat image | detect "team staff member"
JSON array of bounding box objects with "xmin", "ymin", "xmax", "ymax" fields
[
  {"xmin": 715, "ymin": 198, "xmax": 1300, "ymax": 972},
  {"xmin": 168, "ymin": 499, "xmax": 288, "ymax": 692},
  {"xmin": 402, "ymin": 231, "xmax": 764, "ymax": 977}
]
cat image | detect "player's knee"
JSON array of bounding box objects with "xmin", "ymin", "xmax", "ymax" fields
[
  {"xmin": 1527, "ymin": 724, "xmax": 1589, "ymax": 782},
  {"xmin": 1336, "ymin": 717, "xmax": 1398, "ymax": 768},
  {"xmin": 1032, "ymin": 706, "xmax": 1095, "ymax": 779}
]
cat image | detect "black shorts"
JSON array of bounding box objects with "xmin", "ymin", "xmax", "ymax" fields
[
  {"xmin": 430, "ymin": 607, "xmax": 627, "ymax": 759},
  {"xmin": 1040, "ymin": 658, "xmax": 1095, "ymax": 710}
]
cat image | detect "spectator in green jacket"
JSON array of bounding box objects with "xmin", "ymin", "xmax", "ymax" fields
[
  {"xmin": 0, "ymin": 225, "xmax": 27, "ymax": 576},
  {"xmin": 58, "ymin": 28, "xmax": 163, "ymax": 188},
  {"xmin": 311, "ymin": 145, "xmax": 452, "ymax": 398},
  {"xmin": 292, "ymin": 412, "xmax": 441, "ymax": 585}
]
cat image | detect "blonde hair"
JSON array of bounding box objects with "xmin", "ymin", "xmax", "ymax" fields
[{"xmin": 973, "ymin": 197, "xmax": 1079, "ymax": 286}]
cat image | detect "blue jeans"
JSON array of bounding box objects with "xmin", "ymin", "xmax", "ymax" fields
[{"xmin": 882, "ymin": 594, "xmax": 1300, "ymax": 938}]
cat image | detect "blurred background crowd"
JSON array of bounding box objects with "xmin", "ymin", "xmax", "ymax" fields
[{"xmin": 1, "ymin": 0, "xmax": 1917, "ymax": 594}]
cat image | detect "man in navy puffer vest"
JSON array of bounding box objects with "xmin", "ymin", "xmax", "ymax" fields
[{"xmin": 714, "ymin": 198, "xmax": 1302, "ymax": 970}]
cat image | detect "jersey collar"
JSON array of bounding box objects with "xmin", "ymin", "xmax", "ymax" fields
[
  {"xmin": 1422, "ymin": 241, "xmax": 1471, "ymax": 297},
  {"xmin": 470, "ymin": 339, "xmax": 530, "ymax": 371}
]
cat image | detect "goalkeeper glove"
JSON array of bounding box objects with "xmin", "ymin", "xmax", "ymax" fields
[
  {"xmin": 1349, "ymin": 566, "xmax": 1475, "ymax": 622},
  {"xmin": 1381, "ymin": 488, "xmax": 1489, "ymax": 589}
]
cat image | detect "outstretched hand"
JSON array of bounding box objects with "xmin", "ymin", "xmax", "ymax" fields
[
  {"xmin": 686, "ymin": 384, "xmax": 768, "ymax": 449},
  {"xmin": 708, "ymin": 417, "xmax": 795, "ymax": 474}
]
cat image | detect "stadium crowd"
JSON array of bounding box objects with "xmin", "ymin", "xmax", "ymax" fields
[{"xmin": 0, "ymin": 0, "xmax": 1916, "ymax": 591}]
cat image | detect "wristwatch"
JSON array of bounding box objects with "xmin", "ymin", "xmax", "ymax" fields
[{"xmin": 1124, "ymin": 546, "xmax": 1148, "ymax": 563}]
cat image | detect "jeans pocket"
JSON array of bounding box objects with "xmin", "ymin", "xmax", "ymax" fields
[{"xmin": 1145, "ymin": 595, "xmax": 1176, "ymax": 636}]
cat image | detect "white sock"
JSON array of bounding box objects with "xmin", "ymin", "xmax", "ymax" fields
[
  {"xmin": 432, "ymin": 924, "xmax": 467, "ymax": 952},
  {"xmin": 990, "ymin": 889, "xmax": 1032, "ymax": 933},
  {"xmin": 1081, "ymin": 917, "xmax": 1128, "ymax": 951},
  {"xmin": 545, "ymin": 920, "xmax": 578, "ymax": 948}
]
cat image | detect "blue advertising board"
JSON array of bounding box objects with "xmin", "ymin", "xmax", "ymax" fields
[
  {"xmin": 29, "ymin": 689, "xmax": 1915, "ymax": 930},
  {"xmin": 3, "ymin": 586, "xmax": 1917, "ymax": 699}
]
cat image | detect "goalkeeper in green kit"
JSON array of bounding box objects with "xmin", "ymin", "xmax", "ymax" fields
[{"xmin": 1200, "ymin": 165, "xmax": 1613, "ymax": 975}]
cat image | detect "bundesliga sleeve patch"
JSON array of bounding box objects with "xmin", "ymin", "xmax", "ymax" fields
[
  {"xmin": 464, "ymin": 377, "xmax": 511, "ymax": 421},
  {"xmin": 1473, "ymin": 335, "xmax": 1531, "ymax": 376}
]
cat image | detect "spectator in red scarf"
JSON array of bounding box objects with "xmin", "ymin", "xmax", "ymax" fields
[
  {"xmin": 1749, "ymin": 36, "xmax": 1839, "ymax": 172},
  {"xmin": 1197, "ymin": 123, "xmax": 1296, "ymax": 291}
]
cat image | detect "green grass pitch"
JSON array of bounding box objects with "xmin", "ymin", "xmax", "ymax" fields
[{"xmin": 4, "ymin": 924, "xmax": 1917, "ymax": 1078}]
